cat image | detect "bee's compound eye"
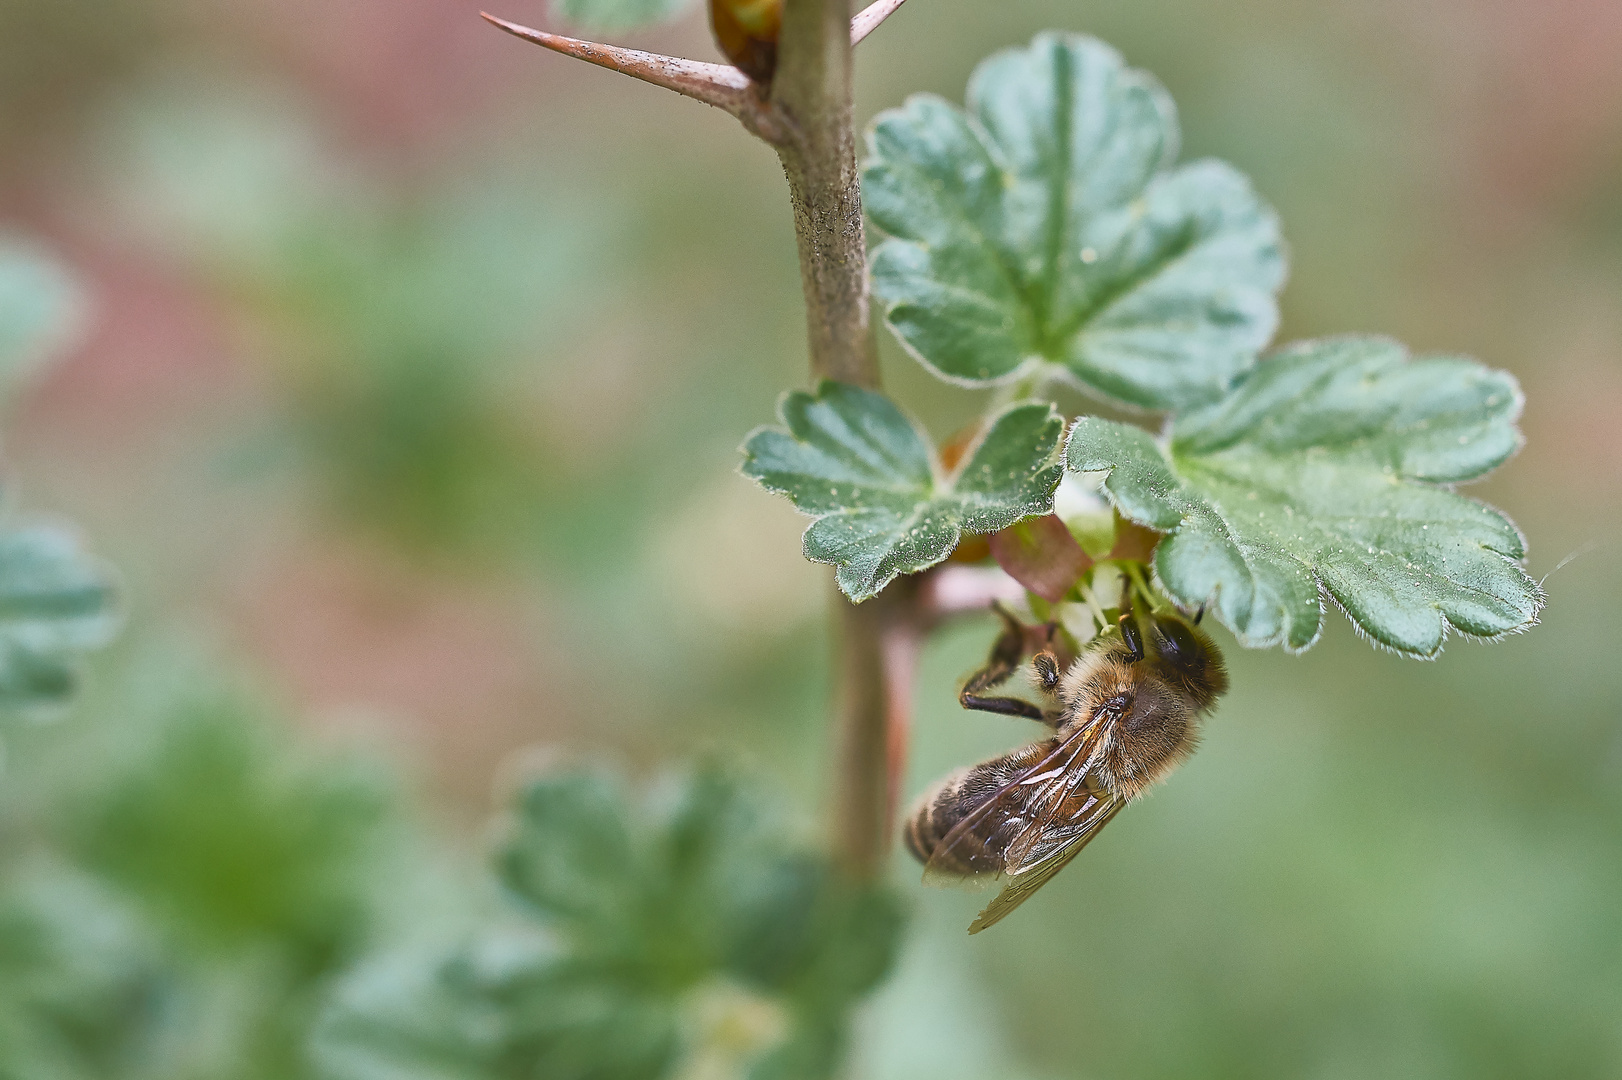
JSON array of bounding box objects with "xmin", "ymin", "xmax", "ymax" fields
[{"xmin": 1152, "ymin": 616, "xmax": 1200, "ymax": 667}]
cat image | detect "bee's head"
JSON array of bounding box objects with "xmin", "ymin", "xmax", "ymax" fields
[{"xmin": 1146, "ymin": 611, "xmax": 1229, "ymax": 710}]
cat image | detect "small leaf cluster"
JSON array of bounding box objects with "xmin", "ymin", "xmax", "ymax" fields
[
  {"xmin": 313, "ymin": 765, "xmax": 905, "ymax": 1080},
  {"xmin": 742, "ymin": 32, "xmax": 1541, "ymax": 657}
]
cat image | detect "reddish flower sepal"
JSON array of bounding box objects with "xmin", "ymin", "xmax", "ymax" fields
[{"xmin": 988, "ymin": 514, "xmax": 1090, "ymax": 602}]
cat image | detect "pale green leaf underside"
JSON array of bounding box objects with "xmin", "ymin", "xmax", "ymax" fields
[
  {"xmin": 864, "ymin": 32, "xmax": 1285, "ymax": 411},
  {"xmin": 0, "ymin": 525, "xmax": 120, "ymax": 710},
  {"xmin": 552, "ymin": 0, "xmax": 692, "ymax": 32},
  {"xmin": 1066, "ymin": 336, "xmax": 1541, "ymax": 656},
  {"xmin": 742, "ymin": 382, "xmax": 1064, "ymax": 602}
]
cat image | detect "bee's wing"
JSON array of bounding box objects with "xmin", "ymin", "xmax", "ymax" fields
[
  {"xmin": 1002, "ymin": 769, "xmax": 1112, "ymax": 874},
  {"xmin": 967, "ymin": 794, "xmax": 1126, "ymax": 934},
  {"xmin": 922, "ymin": 719, "xmax": 1103, "ymax": 887}
]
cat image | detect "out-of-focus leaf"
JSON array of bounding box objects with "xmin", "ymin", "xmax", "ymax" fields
[
  {"xmin": 498, "ymin": 770, "xmax": 639, "ymax": 938},
  {"xmin": 864, "ymin": 32, "xmax": 1284, "ymax": 410},
  {"xmin": 0, "ymin": 242, "xmax": 81, "ymax": 394},
  {"xmin": 724, "ymin": 853, "xmax": 904, "ymax": 1014},
  {"xmin": 321, "ymin": 765, "xmax": 905, "ymax": 1080},
  {"xmin": 746, "ymin": 1018, "xmax": 843, "ymax": 1080},
  {"xmin": 1067, "ymin": 336, "xmax": 1540, "ymax": 655},
  {"xmin": 551, "ymin": 0, "xmax": 695, "ymax": 33},
  {"xmin": 0, "ymin": 525, "xmax": 119, "ymax": 715},
  {"xmin": 313, "ymin": 935, "xmax": 537, "ymax": 1080},
  {"xmin": 64, "ymin": 694, "xmax": 389, "ymax": 964},
  {"xmin": 312, "ymin": 933, "xmax": 679, "ymax": 1080},
  {"xmin": 0, "ymin": 679, "xmax": 410, "ymax": 1080},
  {"xmin": 267, "ymin": 186, "xmax": 621, "ymax": 555},
  {"xmin": 0, "ymin": 247, "xmax": 115, "ymax": 719},
  {"xmin": 0, "ymin": 866, "xmax": 157, "ymax": 1080},
  {"xmin": 741, "ymin": 381, "xmax": 1064, "ymax": 601}
]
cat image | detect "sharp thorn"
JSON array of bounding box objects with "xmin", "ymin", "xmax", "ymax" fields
[
  {"xmin": 480, "ymin": 12, "xmax": 754, "ymax": 112},
  {"xmin": 851, "ymin": 0, "xmax": 907, "ymax": 46}
]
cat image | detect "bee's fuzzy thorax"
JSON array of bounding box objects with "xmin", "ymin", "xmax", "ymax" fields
[
  {"xmin": 1056, "ymin": 643, "xmax": 1137, "ymax": 718},
  {"xmin": 1052, "ymin": 633, "xmax": 1214, "ymax": 800}
]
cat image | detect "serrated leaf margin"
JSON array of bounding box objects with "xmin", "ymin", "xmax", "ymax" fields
[{"xmin": 1063, "ymin": 338, "xmax": 1544, "ymax": 656}]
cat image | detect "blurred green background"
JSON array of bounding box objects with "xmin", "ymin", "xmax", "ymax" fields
[{"xmin": 1, "ymin": 0, "xmax": 1620, "ymax": 1076}]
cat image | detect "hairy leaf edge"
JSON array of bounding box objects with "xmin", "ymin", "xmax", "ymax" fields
[
  {"xmin": 739, "ymin": 385, "xmax": 1064, "ymax": 602},
  {"xmin": 1061, "ymin": 346, "xmax": 1545, "ymax": 656},
  {"xmin": 861, "ymin": 31, "xmax": 1290, "ymax": 410}
]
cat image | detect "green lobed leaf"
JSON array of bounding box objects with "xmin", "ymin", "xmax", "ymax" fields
[
  {"xmin": 551, "ymin": 0, "xmax": 693, "ymax": 33},
  {"xmin": 0, "ymin": 526, "xmax": 120, "ymax": 714},
  {"xmin": 740, "ymin": 381, "xmax": 1064, "ymax": 602},
  {"xmin": 1066, "ymin": 336, "xmax": 1541, "ymax": 656},
  {"xmin": 864, "ymin": 32, "xmax": 1285, "ymax": 411}
]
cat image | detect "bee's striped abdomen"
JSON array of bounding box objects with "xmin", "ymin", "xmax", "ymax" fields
[
  {"xmin": 904, "ymin": 769, "xmax": 986, "ymax": 870},
  {"xmin": 904, "ymin": 741, "xmax": 1054, "ymax": 876}
]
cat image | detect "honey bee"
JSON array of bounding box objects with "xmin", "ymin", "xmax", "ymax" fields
[{"xmin": 905, "ymin": 580, "xmax": 1228, "ymax": 932}]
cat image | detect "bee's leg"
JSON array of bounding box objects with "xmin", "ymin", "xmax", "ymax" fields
[
  {"xmin": 960, "ymin": 658, "xmax": 1048, "ymax": 722},
  {"xmin": 958, "ymin": 689, "xmax": 1049, "ymax": 722},
  {"xmin": 975, "ymin": 602, "xmax": 1027, "ymax": 686},
  {"xmin": 960, "ymin": 604, "xmax": 1049, "ymax": 723},
  {"xmin": 1032, "ymin": 651, "xmax": 1061, "ymax": 696},
  {"xmin": 1030, "ymin": 650, "xmax": 1066, "ymax": 728}
]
